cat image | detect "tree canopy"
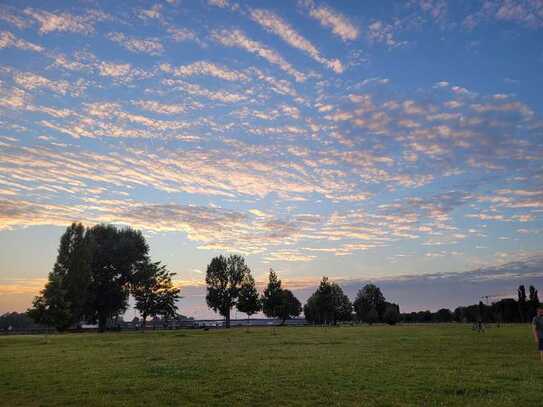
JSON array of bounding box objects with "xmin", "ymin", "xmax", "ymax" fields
[
  {"xmin": 237, "ymin": 274, "xmax": 261, "ymax": 319},
  {"xmin": 304, "ymin": 277, "xmax": 352, "ymax": 325},
  {"xmin": 205, "ymin": 254, "xmax": 250, "ymax": 328},
  {"xmin": 353, "ymin": 284, "xmax": 386, "ymax": 323},
  {"xmin": 261, "ymin": 269, "xmax": 301, "ymax": 324},
  {"xmin": 28, "ymin": 223, "xmax": 178, "ymax": 332}
]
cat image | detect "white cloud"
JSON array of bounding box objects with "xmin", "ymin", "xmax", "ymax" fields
[
  {"xmin": 107, "ymin": 32, "xmax": 164, "ymax": 56},
  {"xmin": 250, "ymin": 8, "xmax": 344, "ymax": 73},
  {"xmin": 301, "ymin": 0, "xmax": 359, "ymax": 41},
  {"xmin": 212, "ymin": 29, "xmax": 306, "ymax": 82}
]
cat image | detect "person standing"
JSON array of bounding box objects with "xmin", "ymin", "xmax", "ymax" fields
[{"xmin": 532, "ymin": 307, "xmax": 543, "ymax": 362}]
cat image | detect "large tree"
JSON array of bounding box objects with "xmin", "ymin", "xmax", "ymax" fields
[
  {"xmin": 133, "ymin": 261, "xmax": 180, "ymax": 330},
  {"xmin": 205, "ymin": 254, "xmax": 249, "ymax": 328},
  {"xmin": 261, "ymin": 269, "xmax": 283, "ymax": 318},
  {"xmin": 27, "ymin": 223, "xmax": 91, "ymax": 330},
  {"xmin": 276, "ymin": 290, "xmax": 302, "ymax": 325},
  {"xmin": 353, "ymin": 284, "xmax": 386, "ymax": 323},
  {"xmin": 304, "ymin": 277, "xmax": 352, "ymax": 325},
  {"xmin": 262, "ymin": 269, "xmax": 302, "ymax": 325},
  {"xmin": 86, "ymin": 224, "xmax": 149, "ymax": 332},
  {"xmin": 27, "ymin": 273, "xmax": 72, "ymax": 331},
  {"xmin": 237, "ymin": 274, "xmax": 261, "ymax": 322}
]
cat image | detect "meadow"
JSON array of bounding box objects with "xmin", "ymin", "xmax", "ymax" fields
[{"xmin": 1, "ymin": 324, "xmax": 541, "ymax": 406}]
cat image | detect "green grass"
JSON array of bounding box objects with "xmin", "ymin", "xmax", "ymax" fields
[{"xmin": 1, "ymin": 324, "xmax": 541, "ymax": 406}]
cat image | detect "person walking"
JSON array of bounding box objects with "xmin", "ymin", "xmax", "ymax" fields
[{"xmin": 532, "ymin": 306, "xmax": 543, "ymax": 362}]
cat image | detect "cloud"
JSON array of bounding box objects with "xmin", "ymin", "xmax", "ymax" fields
[
  {"xmin": 132, "ymin": 100, "xmax": 191, "ymax": 115},
  {"xmin": 107, "ymin": 32, "xmax": 164, "ymax": 56},
  {"xmin": 0, "ymin": 31, "xmax": 44, "ymax": 53},
  {"xmin": 212, "ymin": 29, "xmax": 306, "ymax": 82},
  {"xmin": 300, "ymin": 0, "xmax": 359, "ymax": 41},
  {"xmin": 160, "ymin": 61, "xmax": 248, "ymax": 81},
  {"xmin": 367, "ymin": 20, "xmax": 406, "ymax": 48},
  {"xmin": 249, "ymin": 8, "xmax": 343, "ymax": 73},
  {"xmin": 23, "ymin": 8, "xmax": 109, "ymax": 35},
  {"xmin": 12, "ymin": 71, "xmax": 84, "ymax": 96}
]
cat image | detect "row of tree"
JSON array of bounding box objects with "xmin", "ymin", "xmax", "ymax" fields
[
  {"xmin": 205, "ymin": 255, "xmax": 302, "ymax": 327},
  {"xmin": 27, "ymin": 223, "xmax": 180, "ymax": 331},
  {"xmin": 401, "ymin": 285, "xmax": 540, "ymax": 323},
  {"xmin": 205, "ymin": 255, "xmax": 400, "ymax": 327}
]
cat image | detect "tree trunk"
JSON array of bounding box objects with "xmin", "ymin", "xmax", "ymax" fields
[
  {"xmin": 142, "ymin": 315, "xmax": 147, "ymax": 332},
  {"xmin": 98, "ymin": 314, "xmax": 107, "ymax": 333},
  {"xmin": 225, "ymin": 310, "xmax": 230, "ymax": 328}
]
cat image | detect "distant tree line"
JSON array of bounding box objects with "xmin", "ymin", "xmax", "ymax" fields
[
  {"xmin": 205, "ymin": 255, "xmax": 400, "ymax": 327},
  {"xmin": 400, "ymin": 285, "xmax": 540, "ymax": 323},
  {"xmin": 27, "ymin": 223, "xmax": 180, "ymax": 332}
]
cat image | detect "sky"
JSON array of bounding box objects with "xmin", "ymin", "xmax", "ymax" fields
[{"xmin": 0, "ymin": 0, "xmax": 542, "ymax": 319}]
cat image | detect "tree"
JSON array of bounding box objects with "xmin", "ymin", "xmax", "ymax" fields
[
  {"xmin": 303, "ymin": 277, "xmax": 352, "ymax": 325},
  {"xmin": 27, "ymin": 273, "xmax": 72, "ymax": 331},
  {"xmin": 518, "ymin": 285, "xmax": 527, "ymax": 322},
  {"xmin": 353, "ymin": 284, "xmax": 386, "ymax": 322},
  {"xmin": 262, "ymin": 269, "xmax": 302, "ymax": 325},
  {"xmin": 53, "ymin": 223, "xmax": 92, "ymax": 325},
  {"xmin": 528, "ymin": 285, "xmax": 540, "ymax": 320},
  {"xmin": 27, "ymin": 223, "xmax": 92, "ymax": 330},
  {"xmin": 276, "ymin": 290, "xmax": 302, "ymax": 324},
  {"xmin": 262, "ymin": 269, "xmax": 284, "ymax": 318},
  {"xmin": 383, "ymin": 304, "xmax": 400, "ymax": 325},
  {"xmin": 0, "ymin": 312, "xmax": 42, "ymax": 331},
  {"xmin": 86, "ymin": 224, "xmax": 149, "ymax": 332},
  {"xmin": 205, "ymin": 254, "xmax": 249, "ymax": 328},
  {"xmin": 237, "ymin": 274, "xmax": 261, "ymax": 322},
  {"xmin": 133, "ymin": 261, "xmax": 180, "ymax": 330},
  {"xmin": 434, "ymin": 308, "xmax": 453, "ymax": 323},
  {"xmin": 365, "ymin": 307, "xmax": 379, "ymax": 325}
]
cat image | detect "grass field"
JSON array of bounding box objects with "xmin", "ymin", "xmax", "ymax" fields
[{"xmin": 1, "ymin": 324, "xmax": 542, "ymax": 406}]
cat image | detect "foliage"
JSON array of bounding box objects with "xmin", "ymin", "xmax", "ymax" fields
[
  {"xmin": 261, "ymin": 269, "xmax": 302, "ymax": 324},
  {"xmin": 382, "ymin": 303, "xmax": 400, "ymax": 325},
  {"xmin": 261, "ymin": 269, "xmax": 283, "ymax": 318},
  {"xmin": 27, "ymin": 223, "xmax": 91, "ymax": 330},
  {"xmin": 28, "ymin": 223, "xmax": 176, "ymax": 332},
  {"xmin": 205, "ymin": 254, "xmax": 249, "ymax": 327},
  {"xmin": 528, "ymin": 285, "xmax": 540, "ymax": 320},
  {"xmin": 132, "ymin": 261, "xmax": 181, "ymax": 329},
  {"xmin": 303, "ymin": 277, "xmax": 352, "ymax": 325},
  {"xmin": 27, "ymin": 273, "xmax": 72, "ymax": 331},
  {"xmin": 0, "ymin": 312, "xmax": 42, "ymax": 330},
  {"xmin": 236, "ymin": 274, "xmax": 261, "ymax": 318},
  {"xmin": 86, "ymin": 224, "xmax": 149, "ymax": 331},
  {"xmin": 353, "ymin": 284, "xmax": 386, "ymax": 322}
]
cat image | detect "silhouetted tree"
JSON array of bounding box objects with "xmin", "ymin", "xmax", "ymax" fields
[
  {"xmin": 276, "ymin": 289, "xmax": 302, "ymax": 325},
  {"xmin": 518, "ymin": 285, "xmax": 527, "ymax": 322},
  {"xmin": 528, "ymin": 285, "xmax": 540, "ymax": 320},
  {"xmin": 303, "ymin": 277, "xmax": 352, "ymax": 325},
  {"xmin": 27, "ymin": 273, "xmax": 72, "ymax": 331},
  {"xmin": 353, "ymin": 284, "xmax": 386, "ymax": 322},
  {"xmin": 383, "ymin": 303, "xmax": 400, "ymax": 325},
  {"xmin": 205, "ymin": 255, "xmax": 249, "ymax": 328},
  {"xmin": 0, "ymin": 312, "xmax": 42, "ymax": 331},
  {"xmin": 86, "ymin": 224, "xmax": 149, "ymax": 332},
  {"xmin": 365, "ymin": 307, "xmax": 379, "ymax": 325},
  {"xmin": 237, "ymin": 274, "xmax": 261, "ymax": 322},
  {"xmin": 262, "ymin": 269, "xmax": 301, "ymax": 324},
  {"xmin": 133, "ymin": 261, "xmax": 180, "ymax": 330},
  {"xmin": 262, "ymin": 269, "xmax": 284, "ymax": 319},
  {"xmin": 27, "ymin": 223, "xmax": 92, "ymax": 330},
  {"xmin": 434, "ymin": 308, "xmax": 453, "ymax": 322}
]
